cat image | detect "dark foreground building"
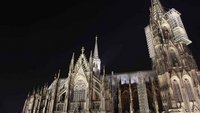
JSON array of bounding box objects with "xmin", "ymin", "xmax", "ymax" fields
[{"xmin": 22, "ymin": 0, "xmax": 200, "ymax": 113}]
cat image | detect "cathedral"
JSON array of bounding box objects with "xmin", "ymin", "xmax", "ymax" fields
[{"xmin": 22, "ymin": 0, "xmax": 200, "ymax": 113}]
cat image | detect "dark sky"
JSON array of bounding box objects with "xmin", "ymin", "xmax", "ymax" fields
[{"xmin": 0, "ymin": 0, "xmax": 200, "ymax": 113}]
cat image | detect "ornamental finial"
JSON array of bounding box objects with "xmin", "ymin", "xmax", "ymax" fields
[{"xmin": 81, "ymin": 46, "xmax": 85, "ymax": 54}]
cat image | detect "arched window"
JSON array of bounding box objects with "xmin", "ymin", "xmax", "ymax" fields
[
  {"xmin": 172, "ymin": 79, "xmax": 183, "ymax": 102},
  {"xmin": 60, "ymin": 93, "xmax": 66, "ymax": 102},
  {"xmin": 73, "ymin": 80, "xmax": 86, "ymax": 102},
  {"xmin": 121, "ymin": 90, "xmax": 130, "ymax": 113},
  {"xmin": 169, "ymin": 48, "xmax": 180, "ymax": 67},
  {"xmin": 183, "ymin": 79, "xmax": 195, "ymax": 101}
]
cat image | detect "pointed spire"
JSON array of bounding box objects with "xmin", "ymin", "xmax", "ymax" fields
[
  {"xmin": 39, "ymin": 87, "xmax": 43, "ymax": 95},
  {"xmin": 103, "ymin": 66, "xmax": 106, "ymax": 76},
  {"xmin": 69, "ymin": 53, "xmax": 74, "ymax": 75},
  {"xmin": 70, "ymin": 53, "xmax": 74, "ymax": 68},
  {"xmin": 151, "ymin": 0, "xmax": 164, "ymax": 12},
  {"xmin": 57, "ymin": 69, "xmax": 61, "ymax": 79},
  {"xmin": 89, "ymin": 51, "xmax": 93, "ymax": 63},
  {"xmin": 102, "ymin": 66, "xmax": 105, "ymax": 84},
  {"xmin": 151, "ymin": 0, "xmax": 165, "ymax": 20},
  {"xmin": 27, "ymin": 91, "xmax": 30, "ymax": 97},
  {"xmin": 92, "ymin": 35, "xmax": 101, "ymax": 75},
  {"xmin": 102, "ymin": 66, "xmax": 106, "ymax": 81},
  {"xmin": 93, "ymin": 35, "xmax": 99, "ymax": 59}
]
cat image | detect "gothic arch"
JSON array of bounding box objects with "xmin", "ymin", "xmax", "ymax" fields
[
  {"xmin": 171, "ymin": 76, "xmax": 183, "ymax": 104},
  {"xmin": 161, "ymin": 22, "xmax": 172, "ymax": 41},
  {"xmin": 72, "ymin": 79, "xmax": 87, "ymax": 102},
  {"xmin": 121, "ymin": 90, "xmax": 130, "ymax": 113},
  {"xmin": 71, "ymin": 72, "xmax": 88, "ymax": 103},
  {"xmin": 73, "ymin": 73, "xmax": 88, "ymax": 86},
  {"xmin": 182, "ymin": 74, "xmax": 195, "ymax": 101},
  {"xmin": 146, "ymin": 88, "xmax": 155, "ymax": 112},
  {"xmin": 168, "ymin": 47, "xmax": 181, "ymax": 67}
]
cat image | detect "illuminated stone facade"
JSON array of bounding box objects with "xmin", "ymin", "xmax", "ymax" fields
[{"xmin": 22, "ymin": 0, "xmax": 200, "ymax": 113}]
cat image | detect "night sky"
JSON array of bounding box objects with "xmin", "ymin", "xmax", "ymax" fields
[{"xmin": 0, "ymin": 0, "xmax": 200, "ymax": 113}]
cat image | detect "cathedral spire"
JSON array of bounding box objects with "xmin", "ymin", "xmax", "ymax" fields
[
  {"xmin": 92, "ymin": 36, "xmax": 101, "ymax": 76},
  {"xmin": 150, "ymin": 0, "xmax": 164, "ymax": 20},
  {"xmin": 93, "ymin": 35, "xmax": 99, "ymax": 59}
]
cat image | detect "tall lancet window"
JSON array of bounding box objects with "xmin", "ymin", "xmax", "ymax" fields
[
  {"xmin": 183, "ymin": 79, "xmax": 195, "ymax": 101},
  {"xmin": 172, "ymin": 80, "xmax": 183, "ymax": 102},
  {"xmin": 73, "ymin": 80, "xmax": 86, "ymax": 102}
]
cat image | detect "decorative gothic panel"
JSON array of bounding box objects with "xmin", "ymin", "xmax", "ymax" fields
[
  {"xmin": 171, "ymin": 79, "xmax": 183, "ymax": 103},
  {"xmin": 73, "ymin": 80, "xmax": 86, "ymax": 102},
  {"xmin": 183, "ymin": 78, "xmax": 195, "ymax": 101}
]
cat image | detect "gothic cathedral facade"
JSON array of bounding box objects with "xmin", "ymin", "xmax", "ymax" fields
[{"xmin": 22, "ymin": 0, "xmax": 200, "ymax": 113}]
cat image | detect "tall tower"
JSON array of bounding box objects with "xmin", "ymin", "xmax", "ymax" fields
[
  {"xmin": 92, "ymin": 36, "xmax": 101, "ymax": 76},
  {"xmin": 145, "ymin": 0, "xmax": 200, "ymax": 112}
]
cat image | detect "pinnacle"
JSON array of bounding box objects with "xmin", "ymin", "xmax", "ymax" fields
[
  {"xmin": 81, "ymin": 46, "xmax": 85, "ymax": 54},
  {"xmin": 94, "ymin": 35, "xmax": 99, "ymax": 59}
]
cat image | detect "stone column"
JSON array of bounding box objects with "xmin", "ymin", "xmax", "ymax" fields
[
  {"xmin": 137, "ymin": 75, "xmax": 149, "ymax": 113},
  {"xmin": 129, "ymin": 76, "xmax": 134, "ymax": 113},
  {"xmin": 118, "ymin": 78, "xmax": 122, "ymax": 113}
]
